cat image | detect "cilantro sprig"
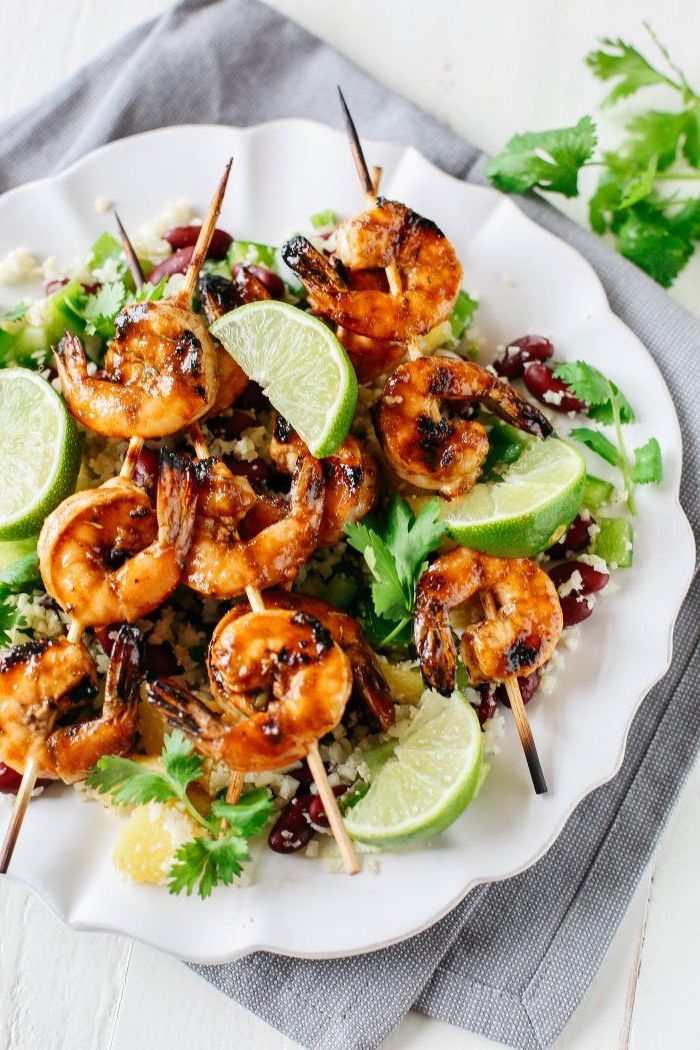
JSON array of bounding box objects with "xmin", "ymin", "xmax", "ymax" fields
[
  {"xmin": 66, "ymin": 277, "xmax": 167, "ymax": 341},
  {"xmin": 487, "ymin": 24, "xmax": 700, "ymax": 286},
  {"xmin": 87, "ymin": 732, "xmax": 273, "ymax": 899},
  {"xmin": 554, "ymin": 360, "xmax": 663, "ymax": 512},
  {"xmin": 345, "ymin": 496, "xmax": 446, "ymax": 647}
]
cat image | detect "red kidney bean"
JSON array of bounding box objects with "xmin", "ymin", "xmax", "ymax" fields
[
  {"xmin": 244, "ymin": 264, "xmax": 286, "ymax": 299},
  {"xmin": 144, "ymin": 642, "xmax": 182, "ymax": 679},
  {"xmin": 132, "ymin": 444, "xmax": 160, "ymax": 498},
  {"xmin": 547, "ymin": 514, "xmax": 594, "ymax": 557},
  {"xmin": 497, "ymin": 667, "xmax": 541, "ymax": 708},
  {"xmin": 147, "ymin": 245, "xmax": 195, "ymax": 284},
  {"xmin": 81, "ymin": 281, "xmax": 100, "ymax": 295},
  {"xmin": 548, "ymin": 559, "xmax": 609, "ymax": 594},
  {"xmin": 288, "ymin": 761, "xmax": 315, "ymax": 784},
  {"xmin": 0, "ymin": 763, "xmax": 52, "ymax": 794},
  {"xmin": 268, "ymin": 792, "xmax": 315, "ymax": 853},
  {"xmin": 523, "ymin": 362, "xmax": 586, "ymax": 413},
  {"xmin": 45, "ymin": 278, "xmax": 68, "ymax": 296},
  {"xmin": 308, "ymin": 786, "xmax": 347, "ymax": 828},
  {"xmin": 493, "ymin": 335, "xmax": 554, "ymax": 379},
  {"xmin": 206, "ymin": 410, "xmax": 257, "ymax": 440},
  {"xmin": 223, "ymin": 454, "xmax": 269, "ymax": 487},
  {"xmin": 163, "ymin": 225, "xmax": 233, "ymax": 259},
  {"xmin": 474, "ymin": 687, "xmax": 498, "ymax": 726},
  {"xmin": 559, "ymin": 593, "xmax": 594, "ymax": 628}
]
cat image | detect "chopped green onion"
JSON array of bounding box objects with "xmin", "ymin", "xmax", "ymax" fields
[
  {"xmin": 481, "ymin": 422, "xmax": 531, "ymax": 481},
  {"xmin": 227, "ymin": 240, "xmax": 277, "ymax": 269},
  {"xmin": 593, "ymin": 516, "xmax": 633, "ymax": 567}
]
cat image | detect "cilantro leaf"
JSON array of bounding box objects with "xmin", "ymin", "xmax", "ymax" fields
[
  {"xmin": 68, "ymin": 277, "xmax": 167, "ymax": 341},
  {"xmin": 615, "ymin": 208, "xmax": 693, "ymax": 286},
  {"xmin": 0, "ymin": 587, "xmax": 22, "ymax": 648},
  {"xmin": 161, "ymin": 729, "xmax": 204, "ymax": 789},
  {"xmin": 552, "ymin": 360, "xmax": 635, "ymax": 424},
  {"xmin": 631, "ymin": 437, "xmax": 664, "ymax": 484},
  {"xmin": 86, "ymin": 755, "xmax": 179, "ymax": 806},
  {"xmin": 569, "ymin": 426, "xmax": 620, "ymax": 466},
  {"xmin": 485, "ymin": 116, "xmax": 596, "ymax": 198},
  {"xmin": 211, "ymin": 788, "xmax": 274, "ymax": 838},
  {"xmin": 0, "ymin": 551, "xmax": 40, "ymax": 593},
  {"xmin": 624, "ymin": 110, "xmax": 688, "ymax": 170},
  {"xmin": 168, "ymin": 834, "xmax": 250, "ymax": 899},
  {"xmin": 682, "ymin": 108, "xmax": 700, "ymax": 166},
  {"xmin": 667, "ymin": 198, "xmax": 700, "ymax": 240},
  {"xmin": 346, "ymin": 497, "xmax": 446, "ymax": 625},
  {"xmin": 586, "ymin": 38, "xmax": 675, "ymax": 106}
]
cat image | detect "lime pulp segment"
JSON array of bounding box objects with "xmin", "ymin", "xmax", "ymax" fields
[
  {"xmin": 0, "ymin": 368, "xmax": 81, "ymax": 540},
  {"xmin": 210, "ymin": 301, "xmax": 357, "ymax": 457},
  {"xmin": 441, "ymin": 437, "xmax": 585, "ymax": 557},
  {"xmin": 344, "ymin": 692, "xmax": 484, "ymax": 848}
]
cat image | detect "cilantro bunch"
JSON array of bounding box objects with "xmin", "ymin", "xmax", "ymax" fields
[
  {"xmin": 66, "ymin": 277, "xmax": 166, "ymax": 340},
  {"xmin": 345, "ymin": 496, "xmax": 447, "ymax": 648},
  {"xmin": 87, "ymin": 732, "xmax": 273, "ymax": 899},
  {"xmin": 555, "ymin": 360, "xmax": 663, "ymax": 512},
  {"xmin": 487, "ymin": 25, "xmax": 700, "ymax": 286}
]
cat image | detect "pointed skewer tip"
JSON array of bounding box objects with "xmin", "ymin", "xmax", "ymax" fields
[{"xmin": 336, "ymin": 87, "xmax": 374, "ymax": 197}]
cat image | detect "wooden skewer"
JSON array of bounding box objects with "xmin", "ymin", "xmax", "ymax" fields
[
  {"xmin": 0, "ymin": 621, "xmax": 84, "ymax": 873},
  {"xmin": 114, "ymin": 210, "xmax": 145, "ymax": 288},
  {"xmin": 338, "ymin": 88, "xmax": 548, "ymax": 795},
  {"xmin": 179, "ymin": 158, "xmax": 233, "ymax": 306}
]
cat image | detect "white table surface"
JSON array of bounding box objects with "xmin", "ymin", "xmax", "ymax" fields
[{"xmin": 0, "ymin": 1, "xmax": 698, "ymax": 1048}]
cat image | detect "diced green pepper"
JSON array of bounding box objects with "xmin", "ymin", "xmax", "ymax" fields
[
  {"xmin": 89, "ymin": 231, "xmax": 123, "ymax": 269},
  {"xmin": 339, "ymin": 781, "xmax": 370, "ymax": 813},
  {"xmin": 481, "ymin": 422, "xmax": 531, "ymax": 481},
  {"xmin": 581, "ymin": 473, "xmax": 615, "ymax": 511},
  {"xmin": 593, "ymin": 516, "xmax": 633, "ymax": 567},
  {"xmin": 0, "ymin": 279, "xmax": 85, "ymax": 368},
  {"xmin": 361, "ymin": 740, "xmax": 398, "ymax": 779},
  {"xmin": 227, "ymin": 240, "xmax": 278, "ymax": 269},
  {"xmin": 309, "ymin": 209, "xmax": 336, "ymax": 229},
  {"xmin": 448, "ymin": 290, "xmax": 479, "ymax": 339}
]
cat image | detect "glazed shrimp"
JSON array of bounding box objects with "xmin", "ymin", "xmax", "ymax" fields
[
  {"xmin": 0, "ymin": 637, "xmax": 97, "ymax": 776},
  {"xmin": 270, "ymin": 417, "xmax": 379, "ymax": 547},
  {"xmin": 281, "ymin": 199, "xmax": 463, "ymax": 341},
  {"xmin": 48, "ymin": 624, "xmax": 143, "ymax": 783},
  {"xmin": 183, "ymin": 447, "xmax": 324, "ymax": 599},
  {"xmin": 38, "ymin": 450, "xmax": 199, "ymax": 628},
  {"xmin": 336, "ymin": 270, "xmax": 406, "ymax": 382},
  {"xmin": 199, "ymin": 271, "xmax": 272, "ymax": 415},
  {"xmin": 149, "ymin": 609, "xmax": 352, "ymax": 771},
  {"xmin": 414, "ymin": 548, "xmax": 563, "ymax": 695},
  {"xmin": 54, "ymin": 298, "xmax": 219, "ymax": 438},
  {"xmin": 223, "ymin": 591, "xmax": 395, "ymax": 730},
  {"xmin": 374, "ymin": 357, "xmax": 553, "ymax": 499}
]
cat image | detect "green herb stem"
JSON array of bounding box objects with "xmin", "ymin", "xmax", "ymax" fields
[{"xmin": 608, "ymin": 379, "xmax": 636, "ymax": 514}]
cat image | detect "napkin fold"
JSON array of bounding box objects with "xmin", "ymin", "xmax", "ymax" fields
[{"xmin": 1, "ymin": 2, "xmax": 697, "ymax": 1047}]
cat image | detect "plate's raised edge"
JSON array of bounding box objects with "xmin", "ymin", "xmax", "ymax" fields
[{"xmin": 0, "ymin": 121, "xmax": 696, "ymax": 965}]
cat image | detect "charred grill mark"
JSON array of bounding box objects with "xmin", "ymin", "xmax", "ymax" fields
[
  {"xmin": 416, "ymin": 414, "xmax": 453, "ymax": 469},
  {"xmin": 274, "ymin": 416, "xmax": 293, "ymax": 443},
  {"xmin": 290, "ymin": 611, "xmax": 333, "ymax": 653},
  {"xmin": 323, "ymin": 460, "xmax": 363, "ymax": 492},
  {"xmin": 113, "ymin": 302, "xmax": 149, "ymax": 340},
  {"xmin": 0, "ymin": 638, "xmax": 53, "ymax": 670},
  {"xmin": 174, "ymin": 330, "xmax": 202, "ymax": 375},
  {"xmin": 198, "ymin": 274, "xmax": 240, "ymax": 322},
  {"xmin": 428, "ymin": 365, "xmax": 454, "ymax": 397},
  {"xmin": 129, "ymin": 506, "xmax": 150, "ymax": 520},
  {"xmin": 504, "ymin": 637, "xmax": 541, "ymax": 674},
  {"xmin": 194, "ymin": 385, "xmax": 206, "ymax": 399}
]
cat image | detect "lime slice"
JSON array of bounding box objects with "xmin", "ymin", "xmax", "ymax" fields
[
  {"xmin": 441, "ymin": 437, "xmax": 585, "ymax": 557},
  {"xmin": 0, "ymin": 369, "xmax": 81, "ymax": 540},
  {"xmin": 210, "ymin": 301, "xmax": 357, "ymax": 456},
  {"xmin": 344, "ymin": 692, "xmax": 484, "ymax": 848}
]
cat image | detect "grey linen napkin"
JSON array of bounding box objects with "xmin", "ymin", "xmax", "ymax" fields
[{"xmin": 1, "ymin": 2, "xmax": 698, "ymax": 1047}]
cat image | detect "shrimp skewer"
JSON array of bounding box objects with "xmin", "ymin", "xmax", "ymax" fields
[{"xmin": 337, "ymin": 89, "xmax": 549, "ymax": 793}]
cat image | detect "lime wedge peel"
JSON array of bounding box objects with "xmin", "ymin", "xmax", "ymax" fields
[
  {"xmin": 344, "ymin": 692, "xmax": 485, "ymax": 848},
  {"xmin": 0, "ymin": 368, "xmax": 81, "ymax": 541},
  {"xmin": 441, "ymin": 437, "xmax": 585, "ymax": 558},
  {"xmin": 210, "ymin": 301, "xmax": 358, "ymax": 457}
]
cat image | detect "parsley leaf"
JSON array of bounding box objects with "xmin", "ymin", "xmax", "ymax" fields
[
  {"xmin": 485, "ymin": 116, "xmax": 597, "ymax": 198},
  {"xmin": 346, "ymin": 496, "xmax": 446, "ymax": 627},
  {"xmin": 632, "ymin": 437, "xmax": 664, "ymax": 484},
  {"xmin": 569, "ymin": 427, "xmax": 620, "ymax": 466},
  {"xmin": 585, "ymin": 38, "xmax": 676, "ymax": 106}
]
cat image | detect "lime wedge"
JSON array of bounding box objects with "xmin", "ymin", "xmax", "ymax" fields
[
  {"xmin": 0, "ymin": 369, "xmax": 81, "ymax": 540},
  {"xmin": 344, "ymin": 692, "xmax": 484, "ymax": 848},
  {"xmin": 210, "ymin": 301, "xmax": 357, "ymax": 456},
  {"xmin": 441, "ymin": 437, "xmax": 585, "ymax": 557}
]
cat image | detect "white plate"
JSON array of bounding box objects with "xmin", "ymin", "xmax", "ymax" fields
[{"xmin": 0, "ymin": 123, "xmax": 694, "ymax": 964}]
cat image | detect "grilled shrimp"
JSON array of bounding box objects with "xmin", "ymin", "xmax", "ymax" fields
[
  {"xmin": 149, "ymin": 609, "xmax": 352, "ymax": 771},
  {"xmin": 0, "ymin": 637, "xmax": 97, "ymax": 775},
  {"xmin": 414, "ymin": 548, "xmax": 563, "ymax": 695},
  {"xmin": 199, "ymin": 272, "xmax": 270, "ymax": 415},
  {"xmin": 270, "ymin": 418, "xmax": 379, "ymax": 547},
  {"xmin": 374, "ymin": 357, "xmax": 553, "ymax": 499},
  {"xmin": 47, "ymin": 624, "xmax": 143, "ymax": 782},
  {"xmin": 54, "ymin": 298, "xmax": 219, "ymax": 438},
  {"xmin": 38, "ymin": 450, "xmax": 199, "ymax": 628},
  {"xmin": 336, "ymin": 270, "xmax": 406, "ymax": 382},
  {"xmin": 183, "ymin": 447, "xmax": 324, "ymax": 599},
  {"xmin": 223, "ymin": 591, "xmax": 395, "ymax": 730},
  {"xmin": 281, "ymin": 199, "xmax": 462, "ymax": 340}
]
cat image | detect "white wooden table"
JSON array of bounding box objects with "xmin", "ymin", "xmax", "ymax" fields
[{"xmin": 0, "ymin": 2, "xmax": 697, "ymax": 1047}]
